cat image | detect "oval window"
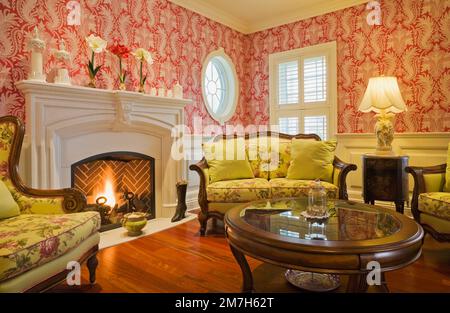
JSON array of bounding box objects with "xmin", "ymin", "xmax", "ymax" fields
[{"xmin": 202, "ymin": 48, "xmax": 238, "ymax": 124}]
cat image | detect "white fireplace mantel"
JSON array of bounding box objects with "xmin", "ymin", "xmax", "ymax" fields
[{"xmin": 16, "ymin": 80, "xmax": 192, "ymax": 218}]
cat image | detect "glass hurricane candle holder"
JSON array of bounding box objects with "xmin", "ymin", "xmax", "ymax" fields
[{"xmin": 307, "ymin": 180, "xmax": 328, "ymax": 218}]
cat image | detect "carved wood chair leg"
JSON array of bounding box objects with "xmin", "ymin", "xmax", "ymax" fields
[
  {"xmin": 198, "ymin": 213, "xmax": 208, "ymax": 236},
  {"xmin": 87, "ymin": 253, "xmax": 98, "ymax": 284},
  {"xmin": 229, "ymin": 244, "xmax": 254, "ymax": 293}
]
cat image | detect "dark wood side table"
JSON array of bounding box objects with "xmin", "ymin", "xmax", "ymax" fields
[{"xmin": 362, "ymin": 154, "xmax": 409, "ymax": 214}]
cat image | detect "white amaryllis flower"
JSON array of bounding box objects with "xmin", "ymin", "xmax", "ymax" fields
[
  {"xmin": 85, "ymin": 34, "xmax": 107, "ymax": 53},
  {"xmin": 132, "ymin": 48, "xmax": 153, "ymax": 64}
]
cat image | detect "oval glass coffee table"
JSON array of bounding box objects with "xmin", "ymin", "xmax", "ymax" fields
[{"xmin": 224, "ymin": 198, "xmax": 424, "ymax": 293}]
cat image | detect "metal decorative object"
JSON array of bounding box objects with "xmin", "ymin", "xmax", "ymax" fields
[
  {"xmin": 285, "ymin": 270, "xmax": 341, "ymax": 292},
  {"xmin": 171, "ymin": 181, "xmax": 188, "ymax": 222}
]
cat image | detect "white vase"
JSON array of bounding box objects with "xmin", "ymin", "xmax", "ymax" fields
[{"xmin": 28, "ymin": 27, "xmax": 46, "ymax": 82}]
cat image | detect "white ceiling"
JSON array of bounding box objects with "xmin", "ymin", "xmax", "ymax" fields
[{"xmin": 169, "ymin": 0, "xmax": 369, "ymax": 34}]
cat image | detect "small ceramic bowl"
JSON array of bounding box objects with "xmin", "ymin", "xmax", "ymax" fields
[{"xmin": 122, "ymin": 212, "xmax": 148, "ymax": 236}]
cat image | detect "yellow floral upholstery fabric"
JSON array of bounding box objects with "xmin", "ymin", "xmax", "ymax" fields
[
  {"xmin": 270, "ymin": 178, "xmax": 338, "ymax": 199},
  {"xmin": 268, "ymin": 142, "xmax": 292, "ymax": 179},
  {"xmin": 207, "ymin": 178, "xmax": 271, "ymax": 203},
  {"xmin": 0, "ymin": 212, "xmax": 100, "ymax": 282},
  {"xmin": 246, "ymin": 137, "xmax": 270, "ymax": 179},
  {"xmin": 418, "ymin": 192, "xmax": 450, "ymax": 221},
  {"xmin": 0, "ymin": 121, "xmax": 64, "ymax": 214}
]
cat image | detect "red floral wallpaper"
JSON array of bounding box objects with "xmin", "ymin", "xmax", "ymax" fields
[
  {"xmin": 245, "ymin": 0, "xmax": 450, "ymax": 132},
  {"xmin": 0, "ymin": 0, "xmax": 249, "ymax": 129},
  {"xmin": 0, "ymin": 0, "xmax": 449, "ymax": 133}
]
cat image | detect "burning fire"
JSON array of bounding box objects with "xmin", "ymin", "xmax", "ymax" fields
[{"xmin": 95, "ymin": 172, "xmax": 117, "ymax": 208}]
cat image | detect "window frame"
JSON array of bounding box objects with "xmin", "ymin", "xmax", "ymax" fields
[
  {"xmin": 269, "ymin": 41, "xmax": 337, "ymax": 140},
  {"xmin": 201, "ymin": 48, "xmax": 239, "ymax": 125}
]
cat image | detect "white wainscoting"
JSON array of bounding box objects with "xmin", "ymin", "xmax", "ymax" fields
[{"xmin": 335, "ymin": 132, "xmax": 450, "ymax": 201}]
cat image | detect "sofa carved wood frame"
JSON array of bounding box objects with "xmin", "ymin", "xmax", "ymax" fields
[
  {"xmin": 0, "ymin": 115, "xmax": 98, "ymax": 292},
  {"xmin": 406, "ymin": 164, "xmax": 450, "ymax": 242},
  {"xmin": 190, "ymin": 132, "xmax": 357, "ymax": 236}
]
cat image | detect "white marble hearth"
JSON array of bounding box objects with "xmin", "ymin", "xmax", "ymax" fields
[{"xmin": 16, "ymin": 80, "xmax": 192, "ymax": 218}]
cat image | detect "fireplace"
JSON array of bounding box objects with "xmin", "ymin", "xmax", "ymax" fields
[
  {"xmin": 71, "ymin": 152, "xmax": 155, "ymax": 231},
  {"xmin": 16, "ymin": 80, "xmax": 191, "ymax": 220}
]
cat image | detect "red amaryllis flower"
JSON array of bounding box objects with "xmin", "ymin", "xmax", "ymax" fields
[
  {"xmin": 110, "ymin": 43, "xmax": 130, "ymax": 58},
  {"xmin": 40, "ymin": 237, "xmax": 60, "ymax": 258},
  {"xmin": 110, "ymin": 43, "xmax": 131, "ymax": 87}
]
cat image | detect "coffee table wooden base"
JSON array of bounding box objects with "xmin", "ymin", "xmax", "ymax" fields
[{"xmin": 230, "ymin": 243, "xmax": 392, "ymax": 293}]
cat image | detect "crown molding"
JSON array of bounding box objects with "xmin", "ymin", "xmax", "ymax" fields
[
  {"xmin": 169, "ymin": 0, "xmax": 368, "ymax": 34},
  {"xmin": 169, "ymin": 0, "xmax": 250, "ymax": 34},
  {"xmin": 247, "ymin": 0, "xmax": 369, "ymax": 33}
]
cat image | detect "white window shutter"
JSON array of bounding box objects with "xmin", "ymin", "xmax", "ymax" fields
[
  {"xmin": 278, "ymin": 61, "xmax": 299, "ymax": 105},
  {"xmin": 303, "ymin": 56, "xmax": 326, "ymax": 103},
  {"xmin": 279, "ymin": 117, "xmax": 299, "ymax": 135},
  {"xmin": 304, "ymin": 115, "xmax": 327, "ymax": 140}
]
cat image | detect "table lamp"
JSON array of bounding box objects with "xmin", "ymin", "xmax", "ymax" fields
[{"xmin": 358, "ymin": 76, "xmax": 407, "ymax": 155}]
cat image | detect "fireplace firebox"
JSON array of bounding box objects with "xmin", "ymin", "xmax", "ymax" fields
[{"xmin": 71, "ymin": 152, "xmax": 155, "ymax": 231}]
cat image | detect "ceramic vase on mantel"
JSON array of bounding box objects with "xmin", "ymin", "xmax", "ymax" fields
[
  {"xmin": 28, "ymin": 27, "xmax": 46, "ymax": 82},
  {"xmin": 54, "ymin": 40, "xmax": 71, "ymax": 85}
]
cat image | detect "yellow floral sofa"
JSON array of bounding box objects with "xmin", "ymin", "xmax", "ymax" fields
[
  {"xmin": 0, "ymin": 116, "xmax": 100, "ymax": 292},
  {"xmin": 406, "ymin": 145, "xmax": 450, "ymax": 242},
  {"xmin": 190, "ymin": 133, "xmax": 357, "ymax": 236}
]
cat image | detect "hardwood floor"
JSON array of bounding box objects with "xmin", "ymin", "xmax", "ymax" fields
[{"xmin": 51, "ymin": 218, "xmax": 450, "ymax": 293}]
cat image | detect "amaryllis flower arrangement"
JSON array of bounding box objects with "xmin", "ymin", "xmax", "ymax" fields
[
  {"xmin": 110, "ymin": 43, "xmax": 131, "ymax": 90},
  {"xmin": 85, "ymin": 34, "xmax": 107, "ymax": 88},
  {"xmin": 132, "ymin": 47, "xmax": 153, "ymax": 92}
]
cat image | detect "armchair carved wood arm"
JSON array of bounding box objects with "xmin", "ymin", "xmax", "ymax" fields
[
  {"xmin": 406, "ymin": 164, "xmax": 446, "ymax": 221},
  {"xmin": 0, "ymin": 115, "xmax": 87, "ymax": 213},
  {"xmin": 333, "ymin": 156, "xmax": 357, "ymax": 200},
  {"xmin": 405, "ymin": 164, "xmax": 449, "ymax": 242},
  {"xmin": 189, "ymin": 158, "xmax": 211, "ymax": 235}
]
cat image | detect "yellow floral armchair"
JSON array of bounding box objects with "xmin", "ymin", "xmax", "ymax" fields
[
  {"xmin": 0, "ymin": 116, "xmax": 100, "ymax": 292},
  {"xmin": 406, "ymin": 161, "xmax": 450, "ymax": 242}
]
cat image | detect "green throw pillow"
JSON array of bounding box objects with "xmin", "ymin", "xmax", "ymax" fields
[
  {"xmin": 204, "ymin": 138, "xmax": 254, "ymax": 183},
  {"xmin": 286, "ymin": 139, "xmax": 337, "ymax": 183},
  {"xmin": 0, "ymin": 180, "xmax": 20, "ymax": 219},
  {"xmin": 445, "ymin": 143, "xmax": 450, "ymax": 192}
]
